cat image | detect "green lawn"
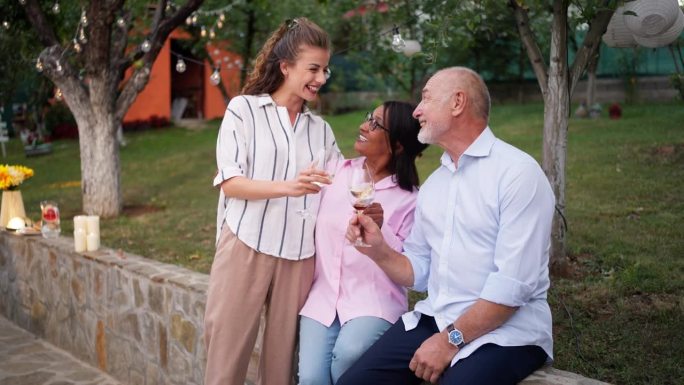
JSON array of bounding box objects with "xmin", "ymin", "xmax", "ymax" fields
[{"xmin": 5, "ymin": 101, "xmax": 684, "ymax": 384}]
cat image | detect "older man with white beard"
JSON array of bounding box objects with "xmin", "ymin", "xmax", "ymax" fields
[{"xmin": 337, "ymin": 66, "xmax": 555, "ymax": 385}]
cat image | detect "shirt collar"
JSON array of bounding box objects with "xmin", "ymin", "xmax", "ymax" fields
[
  {"xmin": 349, "ymin": 157, "xmax": 398, "ymax": 191},
  {"xmin": 440, "ymin": 126, "xmax": 497, "ymax": 172},
  {"xmin": 257, "ymin": 94, "xmax": 313, "ymax": 116}
]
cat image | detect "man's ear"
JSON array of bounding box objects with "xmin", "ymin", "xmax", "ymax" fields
[{"xmin": 451, "ymin": 91, "xmax": 466, "ymax": 117}]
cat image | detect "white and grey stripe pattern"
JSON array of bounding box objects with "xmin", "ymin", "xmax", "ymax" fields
[{"xmin": 213, "ymin": 95, "xmax": 338, "ymax": 260}]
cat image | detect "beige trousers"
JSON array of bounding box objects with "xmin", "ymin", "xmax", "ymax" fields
[{"xmin": 204, "ymin": 228, "xmax": 314, "ymax": 385}]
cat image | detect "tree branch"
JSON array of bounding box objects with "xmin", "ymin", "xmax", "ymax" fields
[
  {"xmin": 509, "ymin": 0, "xmax": 548, "ymax": 98},
  {"xmin": 569, "ymin": 5, "xmax": 614, "ymax": 96},
  {"xmin": 22, "ymin": 0, "xmax": 59, "ymax": 47},
  {"xmin": 115, "ymin": 0, "xmax": 203, "ymax": 121}
]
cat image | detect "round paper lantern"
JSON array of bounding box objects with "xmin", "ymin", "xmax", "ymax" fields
[
  {"xmin": 603, "ymin": 6, "xmax": 638, "ymax": 48},
  {"xmin": 633, "ymin": 6, "xmax": 684, "ymax": 48},
  {"xmin": 623, "ymin": 0, "xmax": 680, "ymax": 38}
]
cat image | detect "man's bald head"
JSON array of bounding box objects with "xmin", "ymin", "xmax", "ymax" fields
[{"xmin": 432, "ymin": 67, "xmax": 491, "ymax": 121}]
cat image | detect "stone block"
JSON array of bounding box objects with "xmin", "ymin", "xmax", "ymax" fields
[
  {"xmin": 149, "ymin": 283, "xmax": 165, "ymax": 314},
  {"xmin": 96, "ymin": 319, "xmax": 107, "ymax": 371},
  {"xmin": 167, "ymin": 344, "xmax": 190, "ymax": 385},
  {"xmin": 170, "ymin": 313, "xmax": 197, "ymax": 354},
  {"xmin": 520, "ymin": 366, "xmax": 611, "ymax": 384}
]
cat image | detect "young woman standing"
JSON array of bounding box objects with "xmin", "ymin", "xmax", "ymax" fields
[{"xmin": 204, "ymin": 18, "xmax": 335, "ymax": 385}]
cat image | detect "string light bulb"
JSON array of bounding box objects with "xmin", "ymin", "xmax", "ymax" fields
[
  {"xmin": 201, "ymin": 26, "xmax": 207, "ymax": 38},
  {"xmin": 210, "ymin": 68, "xmax": 221, "ymax": 85},
  {"xmin": 185, "ymin": 16, "xmax": 192, "ymax": 26},
  {"xmin": 52, "ymin": 2, "xmax": 60, "ymax": 14},
  {"xmin": 2, "ymin": 21, "xmax": 9, "ymax": 30},
  {"xmin": 391, "ymin": 26, "xmax": 406, "ymax": 53},
  {"xmin": 217, "ymin": 20, "xmax": 224, "ymax": 29},
  {"xmin": 80, "ymin": 10, "xmax": 88, "ymax": 26},
  {"xmin": 36, "ymin": 59, "xmax": 44, "ymax": 72},
  {"xmin": 78, "ymin": 27, "xmax": 87, "ymax": 43},
  {"xmin": 191, "ymin": 14, "xmax": 198, "ymax": 25},
  {"xmin": 73, "ymin": 39, "xmax": 82, "ymax": 53},
  {"xmin": 18, "ymin": 0, "xmax": 26, "ymax": 5},
  {"xmin": 116, "ymin": 17, "xmax": 125, "ymax": 28},
  {"xmin": 209, "ymin": 28, "xmax": 216, "ymax": 39},
  {"xmin": 219, "ymin": 13, "xmax": 226, "ymax": 22},
  {"xmin": 55, "ymin": 61, "xmax": 63, "ymax": 75},
  {"xmin": 141, "ymin": 39, "xmax": 151, "ymax": 53},
  {"xmin": 55, "ymin": 88, "xmax": 63, "ymax": 101},
  {"xmin": 175, "ymin": 58, "xmax": 186, "ymax": 73}
]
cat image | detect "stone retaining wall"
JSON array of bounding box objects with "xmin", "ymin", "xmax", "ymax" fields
[
  {"xmin": 0, "ymin": 232, "xmax": 212, "ymax": 385},
  {"xmin": 0, "ymin": 232, "xmax": 609, "ymax": 385}
]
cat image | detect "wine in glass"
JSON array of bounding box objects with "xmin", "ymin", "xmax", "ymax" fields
[
  {"xmin": 347, "ymin": 163, "xmax": 375, "ymax": 247},
  {"xmin": 296, "ymin": 148, "xmax": 333, "ymax": 219}
]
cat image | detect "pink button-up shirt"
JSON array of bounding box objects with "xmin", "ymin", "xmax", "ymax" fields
[{"xmin": 300, "ymin": 157, "xmax": 418, "ymax": 327}]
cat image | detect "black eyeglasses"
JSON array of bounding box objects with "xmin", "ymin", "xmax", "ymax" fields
[{"xmin": 365, "ymin": 112, "xmax": 388, "ymax": 132}]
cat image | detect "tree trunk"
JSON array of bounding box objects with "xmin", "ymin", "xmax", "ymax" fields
[
  {"xmin": 75, "ymin": 112, "xmax": 121, "ymax": 218},
  {"xmin": 544, "ymin": 0, "xmax": 570, "ymax": 275},
  {"xmin": 585, "ymin": 49, "xmax": 599, "ymax": 106}
]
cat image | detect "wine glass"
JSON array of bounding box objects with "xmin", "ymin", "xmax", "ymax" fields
[
  {"xmin": 296, "ymin": 148, "xmax": 334, "ymax": 219},
  {"xmin": 347, "ymin": 162, "xmax": 375, "ymax": 247}
]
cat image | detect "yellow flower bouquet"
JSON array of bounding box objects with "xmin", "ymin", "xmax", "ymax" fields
[{"xmin": 0, "ymin": 165, "xmax": 34, "ymax": 191}]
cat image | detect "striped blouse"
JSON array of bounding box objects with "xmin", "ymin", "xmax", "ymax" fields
[{"xmin": 213, "ymin": 94, "xmax": 338, "ymax": 260}]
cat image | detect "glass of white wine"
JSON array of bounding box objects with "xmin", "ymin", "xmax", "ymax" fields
[
  {"xmin": 297, "ymin": 148, "xmax": 340, "ymax": 219},
  {"xmin": 347, "ymin": 162, "xmax": 375, "ymax": 247}
]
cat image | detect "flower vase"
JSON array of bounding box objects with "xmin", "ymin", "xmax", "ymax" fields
[{"xmin": 0, "ymin": 190, "xmax": 27, "ymax": 228}]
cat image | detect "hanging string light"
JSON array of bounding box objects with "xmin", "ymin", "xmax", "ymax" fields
[
  {"xmin": 2, "ymin": 21, "xmax": 9, "ymax": 30},
  {"xmin": 78, "ymin": 27, "xmax": 87, "ymax": 44},
  {"xmin": 200, "ymin": 26, "xmax": 207, "ymax": 38},
  {"xmin": 141, "ymin": 39, "xmax": 151, "ymax": 53},
  {"xmin": 35, "ymin": 59, "xmax": 44, "ymax": 72},
  {"xmin": 18, "ymin": 0, "xmax": 26, "ymax": 5},
  {"xmin": 52, "ymin": 2, "xmax": 60, "ymax": 14},
  {"xmin": 209, "ymin": 28, "xmax": 216, "ymax": 40},
  {"xmin": 391, "ymin": 26, "xmax": 406, "ymax": 53},
  {"xmin": 210, "ymin": 66, "xmax": 221, "ymax": 85},
  {"xmin": 54, "ymin": 88, "xmax": 63, "ymax": 101},
  {"xmin": 55, "ymin": 60, "xmax": 63, "ymax": 75},
  {"xmin": 116, "ymin": 17, "xmax": 126, "ymax": 28},
  {"xmin": 73, "ymin": 39, "xmax": 82, "ymax": 53},
  {"xmin": 80, "ymin": 10, "xmax": 88, "ymax": 26},
  {"xmin": 175, "ymin": 58, "xmax": 187, "ymax": 73}
]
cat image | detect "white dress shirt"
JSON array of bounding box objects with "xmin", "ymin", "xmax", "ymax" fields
[
  {"xmin": 401, "ymin": 127, "xmax": 555, "ymax": 365},
  {"xmin": 213, "ymin": 95, "xmax": 337, "ymax": 260}
]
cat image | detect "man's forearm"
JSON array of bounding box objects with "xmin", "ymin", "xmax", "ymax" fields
[
  {"xmin": 450, "ymin": 299, "xmax": 517, "ymax": 344},
  {"xmin": 369, "ymin": 243, "xmax": 415, "ymax": 287}
]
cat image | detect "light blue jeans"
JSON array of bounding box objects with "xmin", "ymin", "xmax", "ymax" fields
[{"xmin": 298, "ymin": 315, "xmax": 391, "ymax": 385}]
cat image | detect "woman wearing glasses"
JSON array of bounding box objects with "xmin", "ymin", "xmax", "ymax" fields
[{"xmin": 298, "ymin": 101, "xmax": 428, "ymax": 385}]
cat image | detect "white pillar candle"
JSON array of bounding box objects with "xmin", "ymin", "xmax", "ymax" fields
[
  {"xmin": 86, "ymin": 233, "xmax": 100, "ymax": 251},
  {"xmin": 74, "ymin": 215, "xmax": 87, "ymax": 233},
  {"xmin": 85, "ymin": 215, "xmax": 100, "ymax": 237},
  {"xmin": 74, "ymin": 229, "xmax": 87, "ymax": 252}
]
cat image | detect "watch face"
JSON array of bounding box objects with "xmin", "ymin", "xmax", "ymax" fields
[{"xmin": 448, "ymin": 330, "xmax": 464, "ymax": 346}]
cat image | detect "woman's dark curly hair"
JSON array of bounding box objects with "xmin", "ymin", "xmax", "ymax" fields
[{"xmin": 382, "ymin": 101, "xmax": 429, "ymax": 191}]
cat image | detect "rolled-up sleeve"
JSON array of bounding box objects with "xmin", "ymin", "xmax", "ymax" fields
[
  {"xmin": 213, "ymin": 98, "xmax": 249, "ymax": 187},
  {"xmin": 402, "ymin": 202, "xmax": 431, "ymax": 292},
  {"xmin": 480, "ymin": 163, "xmax": 555, "ymax": 307}
]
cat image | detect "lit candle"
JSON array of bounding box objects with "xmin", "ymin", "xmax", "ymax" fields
[
  {"xmin": 86, "ymin": 233, "xmax": 99, "ymax": 251},
  {"xmin": 74, "ymin": 229, "xmax": 87, "ymax": 252},
  {"xmin": 74, "ymin": 215, "xmax": 87, "ymax": 233},
  {"xmin": 85, "ymin": 215, "xmax": 99, "ymax": 237}
]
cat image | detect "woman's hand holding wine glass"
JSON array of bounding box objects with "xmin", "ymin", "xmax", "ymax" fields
[{"xmin": 347, "ymin": 162, "xmax": 375, "ymax": 247}]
